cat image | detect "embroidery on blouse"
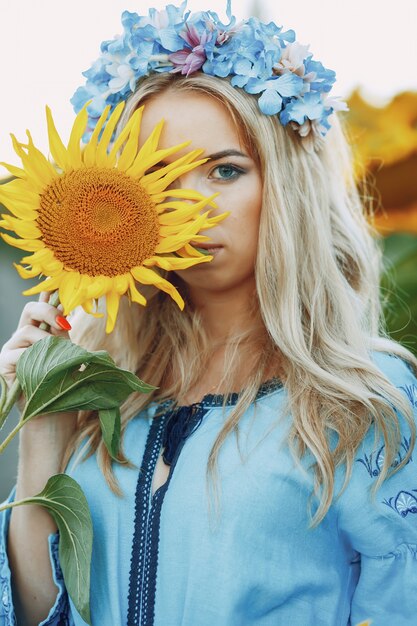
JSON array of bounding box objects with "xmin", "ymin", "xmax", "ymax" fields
[
  {"xmin": 398, "ymin": 383, "xmax": 417, "ymax": 408},
  {"xmin": 0, "ymin": 557, "xmax": 14, "ymax": 625},
  {"xmin": 383, "ymin": 489, "xmax": 417, "ymax": 517},
  {"xmin": 356, "ymin": 436, "xmax": 412, "ymax": 477}
]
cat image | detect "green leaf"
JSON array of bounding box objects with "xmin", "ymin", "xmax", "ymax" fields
[
  {"xmin": 8, "ymin": 474, "xmax": 93, "ymax": 625},
  {"xmin": 15, "ymin": 336, "xmax": 156, "ymax": 460},
  {"xmin": 99, "ymin": 407, "xmax": 121, "ymax": 460},
  {"xmin": 16, "ymin": 336, "xmax": 156, "ymax": 421}
]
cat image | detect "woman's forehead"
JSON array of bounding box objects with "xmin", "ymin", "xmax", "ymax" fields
[{"xmin": 138, "ymin": 91, "xmax": 245, "ymax": 155}]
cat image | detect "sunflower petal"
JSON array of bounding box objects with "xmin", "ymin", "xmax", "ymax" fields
[
  {"xmin": 151, "ymin": 189, "xmax": 209, "ymax": 203},
  {"xmin": 131, "ymin": 266, "xmax": 184, "ymax": 309},
  {"xmin": 105, "ymin": 291, "xmax": 121, "ymax": 333},
  {"xmin": 0, "ymin": 161, "xmax": 27, "ymax": 179},
  {"xmin": 143, "ymin": 254, "xmax": 212, "ymax": 270},
  {"xmin": 155, "ymin": 231, "xmax": 211, "ymax": 254},
  {"xmin": 176, "ymin": 243, "xmax": 209, "ymax": 258},
  {"xmin": 95, "ymin": 101, "xmax": 126, "ymax": 167},
  {"xmin": 108, "ymin": 105, "xmax": 144, "ymax": 166},
  {"xmin": 0, "ymin": 179, "xmax": 39, "ymax": 202},
  {"xmin": 82, "ymin": 105, "xmax": 112, "ymax": 168},
  {"xmin": 57, "ymin": 271, "xmax": 83, "ymax": 314},
  {"xmin": 67, "ymin": 105, "xmax": 89, "ymax": 167},
  {"xmin": 206, "ymin": 212, "xmax": 230, "ymax": 226},
  {"xmin": 127, "ymin": 142, "xmax": 198, "ymax": 180},
  {"xmin": 22, "ymin": 274, "xmax": 61, "ymax": 296},
  {"xmin": 158, "ymin": 194, "xmax": 218, "ymax": 225},
  {"xmin": 134, "ymin": 119, "xmax": 165, "ymax": 166},
  {"xmin": 138, "ymin": 150, "xmax": 207, "ymax": 188},
  {"xmin": 84, "ymin": 275, "xmax": 113, "ymax": 300},
  {"xmin": 113, "ymin": 274, "xmax": 130, "ymax": 295},
  {"xmin": 0, "ymin": 215, "xmax": 42, "ymax": 239},
  {"xmin": 13, "ymin": 263, "xmax": 42, "ymax": 279},
  {"xmin": 10, "ymin": 134, "xmax": 55, "ymax": 192},
  {"xmin": 128, "ymin": 275, "xmax": 147, "ymax": 306},
  {"xmin": 43, "ymin": 258, "xmax": 65, "ymax": 275},
  {"xmin": 0, "ymin": 196, "xmax": 38, "ymax": 221},
  {"xmin": 82, "ymin": 299, "xmax": 104, "ymax": 318},
  {"xmin": 20, "ymin": 248, "xmax": 55, "ymax": 265},
  {"xmin": 46, "ymin": 106, "xmax": 70, "ymax": 170},
  {"xmin": 145, "ymin": 159, "xmax": 209, "ymax": 195},
  {"xmin": 0, "ymin": 233, "xmax": 44, "ymax": 251},
  {"xmin": 116, "ymin": 108, "xmax": 144, "ymax": 172}
]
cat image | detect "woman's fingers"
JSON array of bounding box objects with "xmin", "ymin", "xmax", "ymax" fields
[
  {"xmin": 1, "ymin": 347, "xmax": 26, "ymax": 369},
  {"xmin": 4, "ymin": 324, "xmax": 62, "ymax": 351},
  {"xmin": 18, "ymin": 300, "xmax": 69, "ymax": 332},
  {"xmin": 0, "ymin": 292, "xmax": 72, "ymax": 394}
]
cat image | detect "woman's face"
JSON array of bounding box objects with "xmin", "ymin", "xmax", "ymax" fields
[{"xmin": 138, "ymin": 90, "xmax": 263, "ymax": 294}]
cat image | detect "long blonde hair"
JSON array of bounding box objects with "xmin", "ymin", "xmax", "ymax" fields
[{"xmin": 63, "ymin": 72, "xmax": 417, "ymax": 526}]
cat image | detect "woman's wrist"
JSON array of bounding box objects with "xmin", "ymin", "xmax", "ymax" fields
[{"xmin": 17, "ymin": 411, "xmax": 77, "ymax": 479}]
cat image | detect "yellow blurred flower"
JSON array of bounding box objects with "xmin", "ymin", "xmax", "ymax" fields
[
  {"xmin": 346, "ymin": 89, "xmax": 417, "ymax": 180},
  {"xmin": 0, "ymin": 102, "xmax": 227, "ymax": 332}
]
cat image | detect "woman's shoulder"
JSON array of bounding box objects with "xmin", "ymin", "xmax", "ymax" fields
[{"xmin": 370, "ymin": 349, "xmax": 417, "ymax": 388}]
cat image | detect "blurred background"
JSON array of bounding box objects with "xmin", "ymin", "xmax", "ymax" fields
[{"xmin": 1, "ymin": 0, "xmax": 416, "ymax": 499}]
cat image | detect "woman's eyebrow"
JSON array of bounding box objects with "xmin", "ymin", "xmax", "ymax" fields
[
  {"xmin": 205, "ymin": 149, "xmax": 250, "ymax": 161},
  {"xmin": 152, "ymin": 149, "xmax": 250, "ymax": 169}
]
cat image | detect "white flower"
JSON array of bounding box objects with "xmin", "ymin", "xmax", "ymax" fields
[{"xmin": 274, "ymin": 42, "xmax": 310, "ymax": 75}]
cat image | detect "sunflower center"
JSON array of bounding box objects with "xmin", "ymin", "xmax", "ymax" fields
[{"xmin": 37, "ymin": 167, "xmax": 159, "ymax": 276}]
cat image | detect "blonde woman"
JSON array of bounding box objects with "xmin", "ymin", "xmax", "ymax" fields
[{"xmin": 1, "ymin": 4, "xmax": 417, "ymax": 626}]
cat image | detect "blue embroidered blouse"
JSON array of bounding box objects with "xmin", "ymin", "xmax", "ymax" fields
[{"xmin": 1, "ymin": 350, "xmax": 417, "ymax": 626}]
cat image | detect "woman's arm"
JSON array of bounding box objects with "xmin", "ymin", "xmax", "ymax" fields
[
  {"xmin": 0, "ymin": 293, "xmax": 77, "ymax": 625},
  {"xmin": 7, "ymin": 413, "xmax": 76, "ymax": 626}
]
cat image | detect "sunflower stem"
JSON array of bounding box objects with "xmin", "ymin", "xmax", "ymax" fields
[
  {"xmin": 0, "ymin": 416, "xmax": 27, "ymax": 454},
  {"xmin": 39, "ymin": 289, "xmax": 61, "ymax": 332},
  {"xmin": 0, "ymin": 375, "xmax": 6, "ymax": 414},
  {"xmin": 0, "ymin": 378, "xmax": 22, "ymax": 436}
]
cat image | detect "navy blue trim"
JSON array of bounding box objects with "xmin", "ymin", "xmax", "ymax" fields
[
  {"xmin": 127, "ymin": 410, "xmax": 168, "ymax": 626},
  {"xmin": 127, "ymin": 404, "xmax": 209, "ymax": 626}
]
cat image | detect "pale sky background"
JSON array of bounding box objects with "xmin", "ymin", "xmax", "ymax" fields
[{"xmin": 0, "ymin": 0, "xmax": 416, "ymax": 176}]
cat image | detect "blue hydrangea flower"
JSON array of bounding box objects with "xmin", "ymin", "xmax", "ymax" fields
[
  {"xmin": 280, "ymin": 91, "xmax": 326, "ymax": 126},
  {"xmin": 230, "ymin": 59, "xmax": 269, "ymax": 88},
  {"xmin": 304, "ymin": 58, "xmax": 336, "ymax": 93},
  {"xmin": 245, "ymin": 73, "xmax": 304, "ymax": 115}
]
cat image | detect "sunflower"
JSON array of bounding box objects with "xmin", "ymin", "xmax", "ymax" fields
[{"xmin": 0, "ymin": 102, "xmax": 227, "ymax": 332}]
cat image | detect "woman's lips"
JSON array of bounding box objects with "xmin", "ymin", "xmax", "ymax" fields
[
  {"xmin": 190, "ymin": 242, "xmax": 223, "ymax": 256},
  {"xmin": 191, "ymin": 242, "xmax": 222, "ymax": 249}
]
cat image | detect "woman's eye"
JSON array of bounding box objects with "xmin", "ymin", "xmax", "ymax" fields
[{"xmin": 209, "ymin": 164, "xmax": 245, "ymax": 181}]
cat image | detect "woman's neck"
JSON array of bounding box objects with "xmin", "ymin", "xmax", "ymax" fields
[{"xmin": 188, "ymin": 281, "xmax": 262, "ymax": 343}]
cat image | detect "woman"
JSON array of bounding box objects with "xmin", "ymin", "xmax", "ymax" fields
[{"xmin": 1, "ymin": 4, "xmax": 417, "ymax": 626}]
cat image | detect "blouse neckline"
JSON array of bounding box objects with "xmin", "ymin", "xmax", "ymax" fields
[{"xmin": 153, "ymin": 377, "xmax": 284, "ymax": 411}]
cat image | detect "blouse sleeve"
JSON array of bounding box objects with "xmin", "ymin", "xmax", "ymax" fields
[
  {"xmin": 0, "ymin": 486, "xmax": 73, "ymax": 626},
  {"xmin": 337, "ymin": 353, "xmax": 417, "ymax": 626}
]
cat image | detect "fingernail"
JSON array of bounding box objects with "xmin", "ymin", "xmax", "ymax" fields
[{"xmin": 55, "ymin": 315, "xmax": 72, "ymax": 331}]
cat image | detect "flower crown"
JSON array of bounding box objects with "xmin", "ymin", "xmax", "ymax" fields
[{"xmin": 71, "ymin": 1, "xmax": 348, "ymax": 152}]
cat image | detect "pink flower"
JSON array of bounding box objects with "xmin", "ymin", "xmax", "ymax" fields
[{"xmin": 168, "ymin": 25, "xmax": 212, "ymax": 76}]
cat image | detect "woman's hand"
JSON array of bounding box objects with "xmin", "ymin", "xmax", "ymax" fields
[
  {"xmin": 0, "ymin": 290, "xmax": 71, "ymax": 385},
  {"xmin": 0, "ymin": 291, "xmax": 72, "ymax": 412}
]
